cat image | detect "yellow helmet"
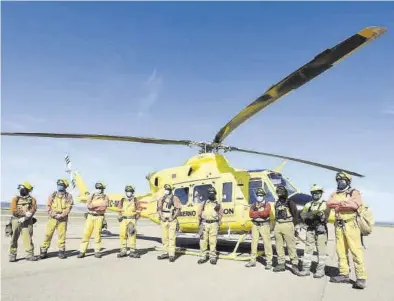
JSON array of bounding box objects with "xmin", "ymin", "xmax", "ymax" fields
[
  {"xmin": 18, "ymin": 181, "xmax": 33, "ymax": 191},
  {"xmin": 57, "ymin": 178, "xmax": 69, "ymax": 188},
  {"xmin": 164, "ymin": 184, "xmax": 173, "ymax": 190},
  {"xmin": 125, "ymin": 185, "xmax": 135, "ymax": 193},
  {"xmin": 336, "ymin": 172, "xmax": 351, "ymax": 182},
  {"xmin": 310, "ymin": 184, "xmax": 324, "ymax": 193},
  {"xmin": 256, "ymin": 187, "xmax": 266, "ymax": 196},
  {"xmin": 95, "ymin": 182, "xmax": 106, "ymax": 189}
]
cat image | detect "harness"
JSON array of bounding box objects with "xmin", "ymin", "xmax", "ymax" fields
[
  {"xmin": 120, "ymin": 197, "xmax": 138, "ymax": 219},
  {"xmin": 275, "ymin": 201, "xmax": 293, "ymax": 223},
  {"xmin": 50, "ymin": 191, "xmax": 70, "ymax": 213},
  {"xmin": 200, "ymin": 200, "xmax": 220, "ymax": 223},
  {"xmin": 251, "ymin": 202, "xmax": 270, "ymax": 225}
]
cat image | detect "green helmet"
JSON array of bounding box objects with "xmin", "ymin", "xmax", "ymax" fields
[
  {"xmin": 95, "ymin": 182, "xmax": 106, "ymax": 189},
  {"xmin": 310, "ymin": 184, "xmax": 324, "ymax": 193},
  {"xmin": 164, "ymin": 184, "xmax": 173, "ymax": 191},
  {"xmin": 125, "ymin": 185, "xmax": 135, "ymax": 193},
  {"xmin": 208, "ymin": 186, "xmax": 217, "ymax": 195},
  {"xmin": 256, "ymin": 187, "xmax": 266, "ymax": 196}
]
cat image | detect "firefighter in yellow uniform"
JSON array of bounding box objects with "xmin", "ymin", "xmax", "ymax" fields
[
  {"xmin": 273, "ymin": 185, "xmax": 300, "ymax": 274},
  {"xmin": 40, "ymin": 179, "xmax": 74, "ymax": 260},
  {"xmin": 9, "ymin": 182, "xmax": 38, "ymax": 262},
  {"xmin": 197, "ymin": 186, "xmax": 223, "ymax": 265},
  {"xmin": 157, "ymin": 184, "xmax": 182, "ymax": 262},
  {"xmin": 327, "ymin": 172, "xmax": 367, "ymax": 289},
  {"xmin": 245, "ymin": 187, "xmax": 273, "ymax": 269},
  {"xmin": 297, "ymin": 184, "xmax": 330, "ymax": 278},
  {"xmin": 78, "ymin": 182, "xmax": 109, "ymax": 259},
  {"xmin": 117, "ymin": 185, "xmax": 141, "ymax": 258}
]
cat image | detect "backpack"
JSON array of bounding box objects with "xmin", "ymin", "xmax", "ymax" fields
[{"xmin": 356, "ymin": 204, "xmax": 374, "ymax": 236}]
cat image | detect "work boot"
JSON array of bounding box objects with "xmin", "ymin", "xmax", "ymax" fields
[
  {"xmin": 9, "ymin": 254, "xmax": 17, "ymax": 262},
  {"xmin": 265, "ymin": 263, "xmax": 272, "ymax": 270},
  {"xmin": 58, "ymin": 251, "xmax": 67, "ymax": 259},
  {"xmin": 314, "ymin": 264, "xmax": 325, "ymax": 278},
  {"xmin": 169, "ymin": 256, "xmax": 175, "ymax": 262},
  {"xmin": 25, "ymin": 254, "xmax": 37, "ymax": 261},
  {"xmin": 210, "ymin": 258, "xmax": 217, "ymax": 265},
  {"xmin": 77, "ymin": 252, "xmax": 85, "ymax": 259},
  {"xmin": 157, "ymin": 253, "xmax": 169, "ymax": 260},
  {"xmin": 273, "ymin": 264, "xmax": 286, "ymax": 272},
  {"xmin": 245, "ymin": 261, "xmax": 256, "ymax": 268},
  {"xmin": 198, "ymin": 257, "xmax": 209, "ymax": 264},
  {"xmin": 94, "ymin": 252, "xmax": 102, "ymax": 258},
  {"xmin": 117, "ymin": 250, "xmax": 128, "ymax": 258},
  {"xmin": 296, "ymin": 268, "xmax": 311, "ymax": 277},
  {"xmin": 353, "ymin": 279, "xmax": 366, "ymax": 290},
  {"xmin": 330, "ymin": 275, "xmax": 350, "ymax": 283},
  {"xmin": 291, "ymin": 264, "xmax": 302, "ymax": 275},
  {"xmin": 39, "ymin": 249, "xmax": 48, "ymax": 259},
  {"xmin": 129, "ymin": 250, "xmax": 140, "ymax": 259}
]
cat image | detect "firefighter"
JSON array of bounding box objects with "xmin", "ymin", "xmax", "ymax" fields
[
  {"xmin": 156, "ymin": 184, "xmax": 182, "ymax": 262},
  {"xmin": 273, "ymin": 185, "xmax": 300, "ymax": 273},
  {"xmin": 78, "ymin": 182, "xmax": 109, "ymax": 258},
  {"xmin": 297, "ymin": 184, "xmax": 330, "ymax": 278},
  {"xmin": 245, "ymin": 187, "xmax": 273, "ymax": 269},
  {"xmin": 117, "ymin": 185, "xmax": 141, "ymax": 258},
  {"xmin": 327, "ymin": 172, "xmax": 367, "ymax": 289},
  {"xmin": 197, "ymin": 186, "xmax": 223, "ymax": 265},
  {"xmin": 9, "ymin": 182, "xmax": 38, "ymax": 262},
  {"xmin": 40, "ymin": 179, "xmax": 74, "ymax": 259}
]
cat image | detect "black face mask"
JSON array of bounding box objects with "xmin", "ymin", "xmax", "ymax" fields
[
  {"xmin": 20, "ymin": 188, "xmax": 29, "ymax": 197},
  {"xmin": 208, "ymin": 194, "xmax": 216, "ymax": 201}
]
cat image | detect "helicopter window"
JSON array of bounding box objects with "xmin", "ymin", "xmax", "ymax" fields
[
  {"xmin": 193, "ymin": 184, "xmax": 214, "ymax": 204},
  {"xmin": 222, "ymin": 182, "xmax": 233, "ymax": 203},
  {"xmin": 174, "ymin": 187, "xmax": 189, "ymax": 205},
  {"xmin": 248, "ymin": 180, "xmax": 262, "ymax": 204},
  {"xmin": 268, "ymin": 173, "xmax": 297, "ymax": 196}
]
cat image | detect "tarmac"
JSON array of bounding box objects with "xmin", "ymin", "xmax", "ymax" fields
[{"xmin": 1, "ymin": 214, "xmax": 393, "ymax": 301}]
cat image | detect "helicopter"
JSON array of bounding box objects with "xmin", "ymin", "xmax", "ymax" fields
[{"xmin": 1, "ymin": 26, "xmax": 386, "ymax": 260}]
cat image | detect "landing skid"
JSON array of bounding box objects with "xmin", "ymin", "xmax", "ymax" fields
[{"xmin": 154, "ymin": 233, "xmax": 265, "ymax": 261}]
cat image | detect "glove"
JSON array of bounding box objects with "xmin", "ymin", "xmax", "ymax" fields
[
  {"xmin": 18, "ymin": 217, "xmax": 26, "ymax": 223},
  {"xmin": 295, "ymin": 229, "xmax": 299, "ymax": 237},
  {"xmin": 55, "ymin": 214, "xmax": 62, "ymax": 219},
  {"xmin": 118, "ymin": 216, "xmax": 123, "ymax": 222},
  {"xmin": 25, "ymin": 212, "xmax": 32, "ymax": 218},
  {"xmin": 214, "ymin": 204, "xmax": 220, "ymax": 212}
]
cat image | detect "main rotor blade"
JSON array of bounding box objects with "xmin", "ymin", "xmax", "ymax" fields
[
  {"xmin": 229, "ymin": 146, "xmax": 364, "ymax": 177},
  {"xmin": 213, "ymin": 26, "xmax": 387, "ymax": 144},
  {"xmin": 1, "ymin": 132, "xmax": 194, "ymax": 146}
]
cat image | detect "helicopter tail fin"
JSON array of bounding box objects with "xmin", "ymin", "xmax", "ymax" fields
[
  {"xmin": 65, "ymin": 154, "xmax": 90, "ymax": 202},
  {"xmin": 273, "ymin": 160, "xmax": 288, "ymax": 173}
]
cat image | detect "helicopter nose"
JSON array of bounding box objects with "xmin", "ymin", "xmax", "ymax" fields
[{"xmin": 288, "ymin": 193, "xmax": 312, "ymax": 211}]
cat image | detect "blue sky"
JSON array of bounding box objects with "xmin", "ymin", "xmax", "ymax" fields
[{"xmin": 1, "ymin": 2, "xmax": 394, "ymax": 222}]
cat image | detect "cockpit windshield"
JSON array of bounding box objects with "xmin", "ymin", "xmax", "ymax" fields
[{"xmin": 268, "ymin": 172, "xmax": 297, "ymax": 196}]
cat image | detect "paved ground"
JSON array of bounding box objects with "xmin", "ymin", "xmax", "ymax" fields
[{"xmin": 1, "ymin": 215, "xmax": 393, "ymax": 301}]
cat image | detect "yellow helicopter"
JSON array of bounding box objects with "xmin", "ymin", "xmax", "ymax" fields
[{"xmin": 2, "ymin": 26, "xmax": 386, "ymax": 260}]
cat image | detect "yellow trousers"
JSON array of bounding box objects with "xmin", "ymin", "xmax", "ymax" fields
[
  {"xmin": 9, "ymin": 218, "xmax": 34, "ymax": 256},
  {"xmin": 200, "ymin": 222, "xmax": 219, "ymax": 259},
  {"xmin": 250, "ymin": 223, "xmax": 273, "ymax": 264},
  {"xmin": 41, "ymin": 217, "xmax": 68, "ymax": 251},
  {"xmin": 302, "ymin": 230, "xmax": 327, "ymax": 269},
  {"xmin": 80, "ymin": 214, "xmax": 104, "ymax": 253},
  {"xmin": 274, "ymin": 222, "xmax": 298, "ymax": 265},
  {"xmin": 335, "ymin": 220, "xmax": 367, "ymax": 279},
  {"xmin": 119, "ymin": 218, "xmax": 137, "ymax": 251},
  {"xmin": 161, "ymin": 219, "xmax": 178, "ymax": 257}
]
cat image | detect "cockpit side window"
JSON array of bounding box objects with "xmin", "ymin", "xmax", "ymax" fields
[
  {"xmin": 174, "ymin": 187, "xmax": 189, "ymax": 205},
  {"xmin": 193, "ymin": 184, "xmax": 214, "ymax": 204}
]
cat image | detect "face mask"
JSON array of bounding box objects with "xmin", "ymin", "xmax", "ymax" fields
[
  {"xmin": 257, "ymin": 196, "xmax": 264, "ymax": 202},
  {"xmin": 312, "ymin": 192, "xmax": 322, "ymax": 201},
  {"xmin": 96, "ymin": 189, "xmax": 104, "ymax": 194},
  {"xmin": 165, "ymin": 190, "xmax": 171, "ymax": 195},
  {"xmin": 57, "ymin": 185, "xmax": 65, "ymax": 192},
  {"xmin": 208, "ymin": 194, "xmax": 216, "ymax": 201},
  {"xmin": 19, "ymin": 188, "xmax": 29, "ymax": 197},
  {"xmin": 337, "ymin": 180, "xmax": 348, "ymax": 190},
  {"xmin": 126, "ymin": 192, "xmax": 133, "ymax": 198}
]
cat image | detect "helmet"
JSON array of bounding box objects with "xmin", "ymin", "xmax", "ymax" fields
[
  {"xmin": 276, "ymin": 185, "xmax": 288, "ymax": 199},
  {"xmin": 256, "ymin": 187, "xmax": 266, "ymax": 196},
  {"xmin": 336, "ymin": 172, "xmax": 351, "ymax": 183},
  {"xmin": 57, "ymin": 178, "xmax": 69, "ymax": 188},
  {"xmin": 164, "ymin": 184, "xmax": 173, "ymax": 191},
  {"xmin": 18, "ymin": 181, "xmax": 33, "ymax": 191},
  {"xmin": 310, "ymin": 184, "xmax": 324, "ymax": 193},
  {"xmin": 125, "ymin": 185, "xmax": 135, "ymax": 193},
  {"xmin": 208, "ymin": 186, "xmax": 217, "ymax": 195},
  {"xmin": 95, "ymin": 182, "xmax": 106, "ymax": 189}
]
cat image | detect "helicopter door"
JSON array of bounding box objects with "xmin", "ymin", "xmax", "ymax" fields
[
  {"xmin": 173, "ymin": 186, "xmax": 195, "ymax": 231},
  {"xmin": 220, "ymin": 182, "xmax": 235, "ymax": 222}
]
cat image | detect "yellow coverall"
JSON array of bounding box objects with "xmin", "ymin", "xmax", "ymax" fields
[
  {"xmin": 197, "ymin": 200, "xmax": 223, "ymax": 260},
  {"xmin": 9, "ymin": 195, "xmax": 37, "ymax": 260},
  {"xmin": 80, "ymin": 193, "xmax": 109, "ymax": 254},
  {"xmin": 327, "ymin": 188, "xmax": 367, "ymax": 280},
  {"xmin": 118, "ymin": 197, "xmax": 140, "ymax": 253},
  {"xmin": 41, "ymin": 191, "xmax": 73, "ymax": 253},
  {"xmin": 157, "ymin": 194, "xmax": 182, "ymax": 257}
]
